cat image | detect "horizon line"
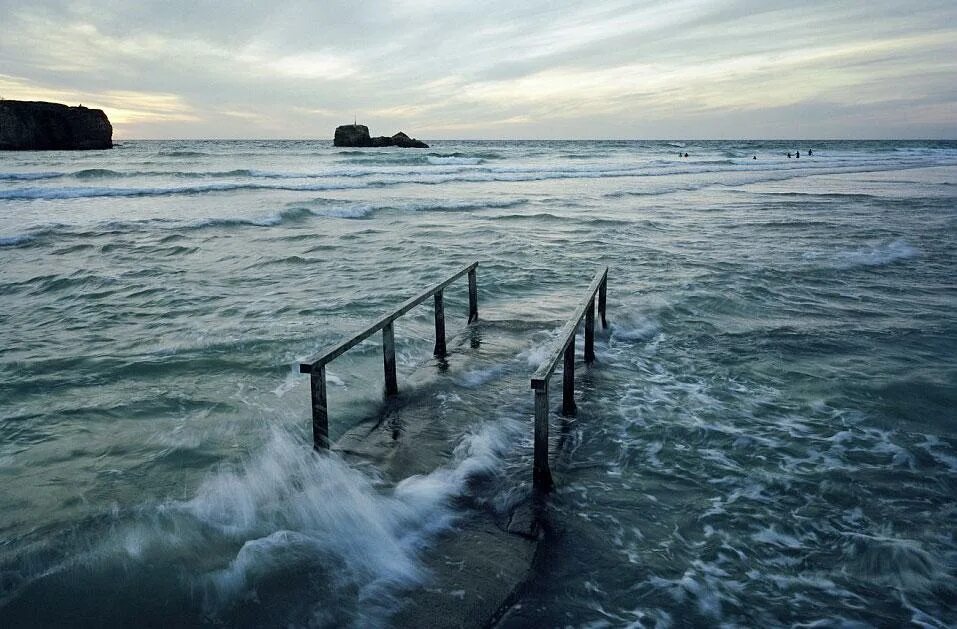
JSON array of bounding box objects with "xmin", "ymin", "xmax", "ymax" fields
[{"xmin": 112, "ymin": 137, "xmax": 957, "ymax": 142}]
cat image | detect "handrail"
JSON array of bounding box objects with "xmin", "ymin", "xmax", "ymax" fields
[
  {"xmin": 530, "ymin": 267, "xmax": 608, "ymax": 388},
  {"xmin": 300, "ymin": 261, "xmax": 479, "ymax": 449},
  {"xmin": 529, "ymin": 267, "xmax": 608, "ymax": 491}
]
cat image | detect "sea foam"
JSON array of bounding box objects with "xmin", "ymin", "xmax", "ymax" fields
[{"xmin": 837, "ymin": 239, "xmax": 919, "ymax": 268}]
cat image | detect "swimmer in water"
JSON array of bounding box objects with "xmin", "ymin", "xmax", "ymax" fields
[
  {"xmin": 787, "ymin": 152, "xmax": 792, "ymax": 158},
  {"xmin": 808, "ymin": 148, "xmax": 813, "ymax": 156}
]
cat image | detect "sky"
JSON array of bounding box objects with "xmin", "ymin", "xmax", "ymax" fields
[{"xmin": 1, "ymin": 0, "xmax": 955, "ymax": 139}]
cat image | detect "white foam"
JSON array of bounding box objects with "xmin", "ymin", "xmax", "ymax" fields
[
  {"xmin": 917, "ymin": 435, "xmax": 957, "ymax": 473},
  {"xmin": 458, "ymin": 365, "xmax": 505, "ymax": 387},
  {"xmin": 393, "ymin": 198, "xmax": 527, "ymax": 213},
  {"xmin": 309, "ymin": 203, "xmax": 375, "ymax": 218},
  {"xmin": 426, "ymin": 156, "xmax": 483, "ymax": 165},
  {"xmin": 750, "ymin": 526, "xmax": 802, "ymax": 549},
  {"xmin": 179, "ymin": 420, "xmax": 519, "ymax": 619},
  {"xmin": 611, "ymin": 318, "xmax": 660, "ymax": 343},
  {"xmin": 834, "ymin": 239, "xmax": 919, "ymax": 268}
]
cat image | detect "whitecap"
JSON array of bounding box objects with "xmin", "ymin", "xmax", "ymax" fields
[
  {"xmin": 426, "ymin": 156, "xmax": 483, "ymax": 165},
  {"xmin": 750, "ymin": 526, "xmax": 802, "ymax": 549},
  {"xmin": 835, "ymin": 239, "xmax": 919, "ymax": 268}
]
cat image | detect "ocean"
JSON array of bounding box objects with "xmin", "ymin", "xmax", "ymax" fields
[{"xmin": 1, "ymin": 139, "xmax": 956, "ymax": 627}]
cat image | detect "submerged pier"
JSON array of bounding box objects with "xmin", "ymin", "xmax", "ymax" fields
[{"xmin": 297, "ymin": 262, "xmax": 611, "ymax": 627}]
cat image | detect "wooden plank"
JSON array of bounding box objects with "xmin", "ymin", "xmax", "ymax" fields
[
  {"xmin": 530, "ymin": 267, "xmax": 608, "ymax": 389},
  {"xmin": 300, "ymin": 261, "xmax": 478, "ymax": 373}
]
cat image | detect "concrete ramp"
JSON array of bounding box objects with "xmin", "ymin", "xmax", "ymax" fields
[
  {"xmin": 328, "ymin": 319, "xmax": 545, "ymax": 627},
  {"xmin": 298, "ymin": 263, "xmax": 609, "ymax": 626}
]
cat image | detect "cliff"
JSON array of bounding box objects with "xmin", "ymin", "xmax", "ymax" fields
[{"xmin": 0, "ymin": 100, "xmax": 113, "ymax": 150}]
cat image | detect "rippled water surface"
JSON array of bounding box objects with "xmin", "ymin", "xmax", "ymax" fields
[{"xmin": 2, "ymin": 140, "xmax": 956, "ymax": 627}]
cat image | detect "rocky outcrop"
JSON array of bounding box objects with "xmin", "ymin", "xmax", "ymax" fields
[
  {"xmin": 390, "ymin": 131, "xmax": 428, "ymax": 148},
  {"xmin": 0, "ymin": 100, "xmax": 112, "ymax": 150},
  {"xmin": 333, "ymin": 123, "xmax": 428, "ymax": 148},
  {"xmin": 333, "ymin": 124, "xmax": 372, "ymax": 147}
]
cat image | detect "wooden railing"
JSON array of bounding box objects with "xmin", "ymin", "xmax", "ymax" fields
[
  {"xmin": 530, "ymin": 267, "xmax": 608, "ymax": 491},
  {"xmin": 300, "ymin": 262, "xmax": 479, "ymax": 449}
]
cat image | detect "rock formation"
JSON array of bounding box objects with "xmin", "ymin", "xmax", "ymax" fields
[
  {"xmin": 390, "ymin": 131, "xmax": 428, "ymax": 148},
  {"xmin": 0, "ymin": 100, "xmax": 112, "ymax": 150},
  {"xmin": 333, "ymin": 124, "xmax": 428, "ymax": 148},
  {"xmin": 333, "ymin": 124, "xmax": 372, "ymax": 147}
]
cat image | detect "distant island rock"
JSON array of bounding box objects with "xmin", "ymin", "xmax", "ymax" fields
[
  {"xmin": 333, "ymin": 124, "xmax": 428, "ymax": 148},
  {"xmin": 0, "ymin": 100, "xmax": 113, "ymax": 150}
]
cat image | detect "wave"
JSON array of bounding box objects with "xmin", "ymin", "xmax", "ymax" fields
[
  {"xmin": 0, "ymin": 195, "xmax": 521, "ymax": 247},
  {"xmin": 836, "ymin": 239, "xmax": 919, "ymax": 268},
  {"xmin": 73, "ymin": 168, "xmax": 124, "ymax": 179},
  {"xmin": 0, "ymin": 171, "xmax": 62, "ymax": 181},
  {"xmin": 0, "ymin": 233, "xmax": 36, "ymax": 247},
  {"xmin": 286, "ymin": 203, "xmax": 375, "ymax": 219},
  {"xmin": 756, "ymin": 191, "xmax": 878, "ymax": 200},
  {"xmin": 3, "ymin": 153, "xmax": 948, "ymax": 201},
  {"xmin": 391, "ymin": 197, "xmax": 527, "ymax": 212},
  {"xmin": 190, "ymin": 206, "xmax": 317, "ymax": 229},
  {"xmin": 1, "ymin": 208, "xmax": 320, "ymax": 245},
  {"xmin": 1, "ymin": 423, "xmax": 520, "ymax": 625},
  {"xmin": 0, "ymin": 181, "xmax": 364, "ymax": 200},
  {"xmin": 293, "ymin": 197, "xmax": 527, "ymax": 220},
  {"xmin": 426, "ymin": 156, "xmax": 483, "ymax": 165},
  {"xmin": 803, "ymin": 239, "xmax": 920, "ymax": 269},
  {"xmin": 158, "ymin": 150, "xmax": 210, "ymax": 157},
  {"xmin": 336, "ymin": 150, "xmax": 499, "ymax": 167}
]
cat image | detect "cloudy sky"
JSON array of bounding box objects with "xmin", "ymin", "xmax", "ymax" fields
[{"xmin": 1, "ymin": 0, "xmax": 954, "ymax": 139}]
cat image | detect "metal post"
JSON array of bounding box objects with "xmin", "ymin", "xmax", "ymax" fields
[
  {"xmin": 598, "ymin": 274, "xmax": 607, "ymax": 329},
  {"xmin": 562, "ymin": 339, "xmax": 576, "ymax": 415},
  {"xmin": 433, "ymin": 290, "xmax": 446, "ymax": 357},
  {"xmin": 584, "ymin": 297, "xmax": 596, "ymax": 363},
  {"xmin": 310, "ymin": 365, "xmax": 329, "ymax": 449},
  {"xmin": 382, "ymin": 322, "xmax": 398, "ymax": 395},
  {"xmin": 533, "ymin": 382, "xmax": 553, "ymax": 492},
  {"xmin": 468, "ymin": 268, "xmax": 478, "ymax": 323}
]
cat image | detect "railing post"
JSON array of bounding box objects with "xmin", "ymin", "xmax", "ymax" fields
[
  {"xmin": 433, "ymin": 290, "xmax": 446, "ymax": 357},
  {"xmin": 310, "ymin": 365, "xmax": 329, "ymax": 449},
  {"xmin": 382, "ymin": 322, "xmax": 398, "ymax": 395},
  {"xmin": 533, "ymin": 382, "xmax": 553, "ymax": 492},
  {"xmin": 468, "ymin": 267, "xmax": 478, "ymax": 323},
  {"xmin": 562, "ymin": 339, "xmax": 576, "ymax": 415},
  {"xmin": 584, "ymin": 297, "xmax": 596, "ymax": 363},
  {"xmin": 598, "ymin": 273, "xmax": 608, "ymax": 329}
]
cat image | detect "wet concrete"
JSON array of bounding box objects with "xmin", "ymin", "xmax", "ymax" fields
[{"xmin": 327, "ymin": 319, "xmax": 552, "ymax": 627}]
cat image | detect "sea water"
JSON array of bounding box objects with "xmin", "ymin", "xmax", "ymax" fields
[{"xmin": 1, "ymin": 140, "xmax": 956, "ymax": 626}]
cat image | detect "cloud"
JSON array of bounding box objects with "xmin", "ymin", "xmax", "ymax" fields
[
  {"xmin": 0, "ymin": 74, "xmax": 199, "ymax": 129},
  {"xmin": 0, "ymin": 0, "xmax": 954, "ymax": 138}
]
